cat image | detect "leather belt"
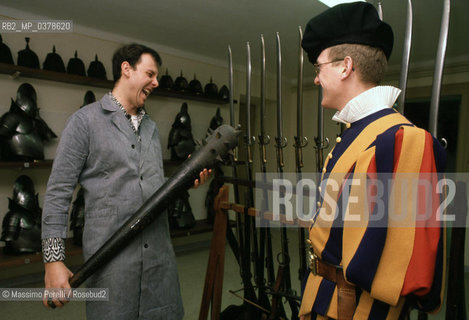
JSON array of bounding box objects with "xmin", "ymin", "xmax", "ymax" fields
[{"xmin": 309, "ymin": 251, "xmax": 356, "ymax": 320}]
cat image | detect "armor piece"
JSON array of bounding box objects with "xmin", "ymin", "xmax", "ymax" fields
[
  {"xmin": 167, "ymin": 102, "xmax": 196, "ymax": 160},
  {"xmin": 204, "ymin": 77, "xmax": 218, "ymax": 98},
  {"xmin": 15, "ymin": 83, "xmax": 37, "ymax": 118},
  {"xmin": 0, "ymin": 100, "xmax": 44, "ymax": 160},
  {"xmin": 219, "ymin": 85, "xmax": 229, "ymax": 101},
  {"xmin": 12, "ymin": 175, "xmax": 39, "ymax": 212},
  {"xmin": 0, "ymin": 83, "xmax": 57, "ymax": 161},
  {"xmin": 188, "ymin": 74, "xmax": 203, "ymax": 95},
  {"xmin": 1, "ymin": 175, "xmax": 42, "ymax": 254},
  {"xmin": 67, "ymin": 50, "xmax": 86, "ymax": 76},
  {"xmin": 0, "ymin": 34, "xmax": 14, "ymax": 65},
  {"xmin": 168, "ymin": 190, "xmax": 196, "ymax": 230},
  {"xmin": 17, "ymin": 37, "xmax": 40, "ymax": 69},
  {"xmin": 43, "ymin": 45, "xmax": 65, "ymax": 73},
  {"xmin": 81, "ymin": 90, "xmax": 96, "ymax": 108},
  {"xmin": 209, "ymin": 107, "xmax": 223, "ymax": 131},
  {"xmin": 87, "ymin": 54, "xmax": 107, "ymax": 80},
  {"xmin": 174, "ymin": 71, "xmax": 188, "ymax": 92},
  {"xmin": 70, "ymin": 187, "xmax": 85, "ymax": 246},
  {"xmin": 159, "ymin": 69, "xmax": 173, "ymax": 90}
]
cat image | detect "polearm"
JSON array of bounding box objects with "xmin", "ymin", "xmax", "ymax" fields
[
  {"xmin": 60, "ymin": 124, "xmax": 240, "ymax": 292},
  {"xmin": 429, "ymin": 0, "xmax": 450, "ymax": 139},
  {"xmin": 228, "ymin": 45, "xmax": 243, "ymax": 264},
  {"xmin": 242, "ymin": 41, "xmax": 261, "ymax": 318},
  {"xmin": 257, "ymin": 34, "xmax": 275, "ymax": 312},
  {"xmin": 397, "ymin": 0, "xmax": 413, "ymax": 113},
  {"xmin": 228, "ymin": 45, "xmax": 258, "ymax": 318},
  {"xmin": 293, "ymin": 26, "xmax": 308, "ymax": 283},
  {"xmin": 275, "ymin": 32, "xmax": 299, "ymax": 320}
]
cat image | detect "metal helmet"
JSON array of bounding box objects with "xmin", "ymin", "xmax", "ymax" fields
[
  {"xmin": 159, "ymin": 69, "xmax": 174, "ymax": 90},
  {"xmin": 12, "ymin": 175, "xmax": 39, "ymax": 212},
  {"xmin": 87, "ymin": 54, "xmax": 107, "ymax": 80},
  {"xmin": 14, "ymin": 83, "xmax": 38, "ymax": 118},
  {"xmin": 173, "ymin": 102, "xmax": 191, "ymax": 128},
  {"xmin": 219, "ymin": 85, "xmax": 229, "ymax": 101},
  {"xmin": 43, "ymin": 45, "xmax": 66, "ymax": 73},
  {"xmin": 188, "ymin": 74, "xmax": 203, "ymax": 95},
  {"xmin": 67, "ymin": 50, "xmax": 86, "ymax": 76},
  {"xmin": 0, "ymin": 34, "xmax": 14, "ymax": 65},
  {"xmin": 81, "ymin": 90, "xmax": 96, "ymax": 108},
  {"xmin": 17, "ymin": 37, "xmax": 40, "ymax": 69},
  {"xmin": 209, "ymin": 107, "xmax": 223, "ymax": 130},
  {"xmin": 174, "ymin": 71, "xmax": 188, "ymax": 92},
  {"xmin": 167, "ymin": 102, "xmax": 195, "ymax": 160},
  {"xmin": 204, "ymin": 77, "xmax": 218, "ymax": 98}
]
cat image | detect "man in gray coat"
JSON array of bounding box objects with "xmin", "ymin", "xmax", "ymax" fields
[{"xmin": 41, "ymin": 43, "xmax": 209, "ymax": 319}]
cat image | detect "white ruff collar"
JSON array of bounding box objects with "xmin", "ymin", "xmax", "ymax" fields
[{"xmin": 332, "ymin": 86, "xmax": 401, "ymax": 124}]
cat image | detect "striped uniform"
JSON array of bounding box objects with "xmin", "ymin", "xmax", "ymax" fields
[{"xmin": 299, "ymin": 108, "xmax": 446, "ymax": 320}]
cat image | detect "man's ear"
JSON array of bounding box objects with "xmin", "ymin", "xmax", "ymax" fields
[
  {"xmin": 121, "ymin": 61, "xmax": 131, "ymax": 78},
  {"xmin": 341, "ymin": 56, "xmax": 354, "ymax": 79}
]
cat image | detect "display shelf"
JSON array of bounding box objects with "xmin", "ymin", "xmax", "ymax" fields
[
  {"xmin": 0, "ymin": 63, "xmax": 229, "ymax": 105},
  {"xmin": 0, "ymin": 159, "xmax": 54, "ymax": 169}
]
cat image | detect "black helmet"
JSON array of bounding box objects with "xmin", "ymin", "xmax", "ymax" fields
[
  {"xmin": 174, "ymin": 71, "xmax": 188, "ymax": 92},
  {"xmin": 43, "ymin": 45, "xmax": 66, "ymax": 73},
  {"xmin": 0, "ymin": 34, "xmax": 14, "ymax": 65},
  {"xmin": 219, "ymin": 85, "xmax": 229, "ymax": 101},
  {"xmin": 159, "ymin": 69, "xmax": 173, "ymax": 90},
  {"xmin": 188, "ymin": 74, "xmax": 203, "ymax": 95},
  {"xmin": 87, "ymin": 54, "xmax": 107, "ymax": 80},
  {"xmin": 209, "ymin": 107, "xmax": 223, "ymax": 130},
  {"xmin": 14, "ymin": 83, "xmax": 37, "ymax": 118},
  {"xmin": 204, "ymin": 77, "xmax": 218, "ymax": 98},
  {"xmin": 17, "ymin": 37, "xmax": 40, "ymax": 69},
  {"xmin": 81, "ymin": 90, "xmax": 96, "ymax": 108},
  {"xmin": 174, "ymin": 102, "xmax": 191, "ymax": 127},
  {"xmin": 12, "ymin": 175, "xmax": 39, "ymax": 212},
  {"xmin": 67, "ymin": 50, "xmax": 86, "ymax": 76}
]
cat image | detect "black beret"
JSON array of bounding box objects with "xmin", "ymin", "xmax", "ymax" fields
[{"xmin": 302, "ymin": 1, "xmax": 394, "ymax": 63}]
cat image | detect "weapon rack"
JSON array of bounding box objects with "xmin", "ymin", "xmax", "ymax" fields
[{"xmin": 0, "ymin": 62, "xmax": 229, "ymax": 105}]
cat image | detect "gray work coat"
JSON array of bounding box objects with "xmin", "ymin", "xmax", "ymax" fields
[{"xmin": 42, "ymin": 94, "xmax": 184, "ymax": 320}]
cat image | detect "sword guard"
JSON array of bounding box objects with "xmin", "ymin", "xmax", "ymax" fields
[
  {"xmin": 258, "ymin": 134, "xmax": 271, "ymax": 146},
  {"xmin": 294, "ymin": 136, "xmax": 308, "ymax": 148},
  {"xmin": 275, "ymin": 136, "xmax": 288, "ymax": 149},
  {"xmin": 314, "ymin": 136, "xmax": 329, "ymax": 150}
]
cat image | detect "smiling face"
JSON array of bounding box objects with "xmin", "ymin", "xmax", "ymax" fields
[
  {"xmin": 125, "ymin": 53, "xmax": 159, "ymax": 109},
  {"xmin": 313, "ymin": 48, "xmax": 344, "ymax": 110}
]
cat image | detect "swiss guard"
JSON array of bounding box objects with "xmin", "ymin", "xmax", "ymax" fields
[{"xmin": 299, "ymin": 2, "xmax": 446, "ymax": 319}]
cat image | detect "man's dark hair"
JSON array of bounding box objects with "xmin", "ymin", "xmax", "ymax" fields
[{"xmin": 112, "ymin": 43, "xmax": 162, "ymax": 81}]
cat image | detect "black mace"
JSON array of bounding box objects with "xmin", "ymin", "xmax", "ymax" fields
[{"xmin": 49, "ymin": 124, "xmax": 240, "ymax": 306}]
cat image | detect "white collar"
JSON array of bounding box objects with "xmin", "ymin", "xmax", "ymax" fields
[{"xmin": 332, "ymin": 86, "xmax": 401, "ymax": 124}]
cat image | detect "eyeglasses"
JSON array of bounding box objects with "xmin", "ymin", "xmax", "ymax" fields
[{"xmin": 313, "ymin": 58, "xmax": 344, "ymax": 75}]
